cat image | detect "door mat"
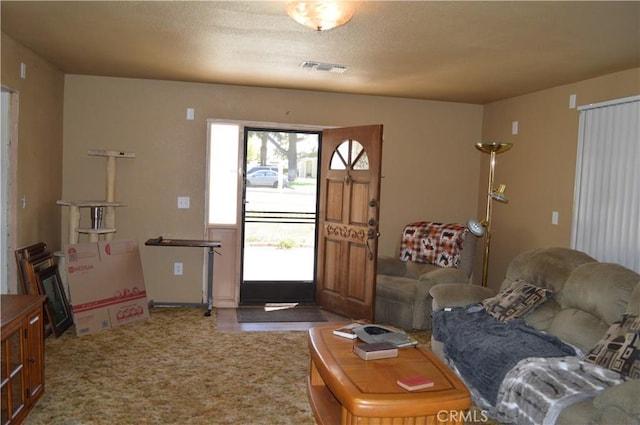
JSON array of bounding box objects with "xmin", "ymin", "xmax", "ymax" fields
[{"xmin": 236, "ymin": 307, "xmax": 328, "ymax": 323}]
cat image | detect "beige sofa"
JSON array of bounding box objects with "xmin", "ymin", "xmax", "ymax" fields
[
  {"xmin": 429, "ymin": 247, "xmax": 640, "ymax": 425},
  {"xmin": 375, "ymin": 232, "xmax": 475, "ymax": 330}
]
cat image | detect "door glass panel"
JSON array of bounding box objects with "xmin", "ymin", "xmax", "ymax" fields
[
  {"xmin": 5, "ymin": 330, "xmax": 24, "ymax": 420},
  {"xmin": 243, "ymin": 129, "xmax": 319, "ymax": 286},
  {"xmin": 337, "ymin": 140, "xmax": 350, "ymax": 161},
  {"xmin": 330, "ymin": 139, "xmax": 369, "ymax": 170},
  {"xmin": 330, "ymin": 154, "xmax": 346, "ymax": 170},
  {"xmin": 351, "ymin": 141, "xmax": 363, "ymax": 161},
  {"xmin": 330, "ymin": 146, "xmax": 347, "ymax": 169},
  {"xmin": 353, "ymin": 150, "xmax": 369, "ymax": 170},
  {"xmin": 330, "ymin": 140, "xmax": 350, "ymax": 170},
  {"xmin": 10, "ymin": 372, "xmax": 23, "ymax": 418}
]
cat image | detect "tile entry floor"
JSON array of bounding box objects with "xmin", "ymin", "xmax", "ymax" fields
[{"xmin": 216, "ymin": 307, "xmax": 349, "ymax": 332}]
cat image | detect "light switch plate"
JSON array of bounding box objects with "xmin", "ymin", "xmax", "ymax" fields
[{"xmin": 177, "ymin": 196, "xmax": 190, "ymax": 209}]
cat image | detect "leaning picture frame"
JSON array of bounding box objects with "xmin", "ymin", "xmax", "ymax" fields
[
  {"xmin": 36, "ymin": 264, "xmax": 73, "ymax": 337},
  {"xmin": 15, "ymin": 242, "xmax": 53, "ymax": 296}
]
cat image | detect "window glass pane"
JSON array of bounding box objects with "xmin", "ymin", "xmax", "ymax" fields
[
  {"xmin": 330, "ymin": 151, "xmax": 346, "ymax": 169},
  {"xmin": 330, "ymin": 140, "xmax": 350, "ymax": 170},
  {"xmin": 337, "ymin": 140, "xmax": 350, "ymax": 161},
  {"xmin": 353, "ymin": 151, "xmax": 369, "ymax": 170},
  {"xmin": 351, "ymin": 141, "xmax": 363, "ymax": 161},
  {"xmin": 330, "ymin": 139, "xmax": 369, "ymax": 170},
  {"xmin": 209, "ymin": 124, "xmax": 239, "ymax": 224}
]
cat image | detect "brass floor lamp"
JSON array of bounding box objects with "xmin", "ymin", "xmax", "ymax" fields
[{"xmin": 467, "ymin": 142, "xmax": 513, "ymax": 287}]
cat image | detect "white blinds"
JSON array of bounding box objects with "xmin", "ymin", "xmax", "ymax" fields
[{"xmin": 572, "ymin": 95, "xmax": 640, "ymax": 273}]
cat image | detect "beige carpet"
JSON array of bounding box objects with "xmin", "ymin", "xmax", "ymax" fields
[
  {"xmin": 26, "ymin": 307, "xmax": 320, "ymax": 424},
  {"xmin": 24, "ymin": 307, "xmax": 492, "ymax": 425}
]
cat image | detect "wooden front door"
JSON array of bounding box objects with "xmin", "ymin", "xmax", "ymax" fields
[{"xmin": 316, "ymin": 125, "xmax": 383, "ymax": 321}]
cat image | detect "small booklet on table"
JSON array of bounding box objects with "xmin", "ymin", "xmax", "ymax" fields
[
  {"xmin": 332, "ymin": 323, "xmax": 361, "ymax": 339},
  {"xmin": 332, "ymin": 320, "xmax": 371, "ymax": 339},
  {"xmin": 396, "ymin": 375, "xmax": 434, "ymax": 391}
]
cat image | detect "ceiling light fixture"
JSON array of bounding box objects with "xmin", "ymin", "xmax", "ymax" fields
[{"xmin": 286, "ymin": 1, "xmax": 354, "ymax": 31}]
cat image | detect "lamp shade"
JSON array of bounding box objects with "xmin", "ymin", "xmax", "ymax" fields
[
  {"xmin": 490, "ymin": 183, "xmax": 509, "ymax": 203},
  {"xmin": 475, "ymin": 142, "xmax": 513, "ymax": 154},
  {"xmin": 286, "ymin": 1, "xmax": 354, "ymax": 31},
  {"xmin": 467, "ymin": 219, "xmax": 485, "ymax": 237}
]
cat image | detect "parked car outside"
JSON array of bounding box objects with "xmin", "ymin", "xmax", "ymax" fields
[
  {"xmin": 247, "ymin": 166, "xmax": 279, "ymax": 174},
  {"xmin": 246, "ymin": 170, "xmax": 289, "ymax": 188}
]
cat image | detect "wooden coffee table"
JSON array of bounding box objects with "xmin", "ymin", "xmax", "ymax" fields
[{"xmin": 307, "ymin": 324, "xmax": 471, "ymax": 425}]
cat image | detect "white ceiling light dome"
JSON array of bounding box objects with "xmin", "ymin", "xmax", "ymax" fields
[{"xmin": 286, "ymin": 1, "xmax": 355, "ymax": 31}]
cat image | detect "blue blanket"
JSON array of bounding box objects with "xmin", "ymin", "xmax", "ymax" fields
[{"xmin": 432, "ymin": 307, "xmax": 576, "ymax": 405}]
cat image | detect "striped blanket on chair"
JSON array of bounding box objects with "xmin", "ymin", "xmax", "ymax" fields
[{"xmin": 495, "ymin": 356, "xmax": 626, "ymax": 425}]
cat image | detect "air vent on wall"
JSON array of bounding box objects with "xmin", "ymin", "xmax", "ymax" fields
[{"xmin": 300, "ymin": 61, "xmax": 348, "ymax": 73}]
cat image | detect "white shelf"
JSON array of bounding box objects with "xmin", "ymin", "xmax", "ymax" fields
[
  {"xmin": 76, "ymin": 228, "xmax": 117, "ymax": 235},
  {"xmin": 87, "ymin": 149, "xmax": 135, "ymax": 159}
]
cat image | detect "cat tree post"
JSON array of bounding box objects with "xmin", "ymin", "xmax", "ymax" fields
[
  {"xmin": 58, "ymin": 149, "xmax": 134, "ymax": 245},
  {"xmin": 89, "ymin": 150, "xmax": 135, "ymax": 241}
]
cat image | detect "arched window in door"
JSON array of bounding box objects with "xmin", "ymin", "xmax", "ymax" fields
[{"xmin": 329, "ymin": 139, "xmax": 369, "ymax": 170}]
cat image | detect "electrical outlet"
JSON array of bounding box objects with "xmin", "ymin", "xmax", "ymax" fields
[
  {"xmin": 177, "ymin": 196, "xmax": 190, "ymax": 209},
  {"xmin": 174, "ymin": 262, "xmax": 183, "ymax": 275}
]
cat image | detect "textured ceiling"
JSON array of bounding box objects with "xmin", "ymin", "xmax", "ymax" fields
[{"xmin": 1, "ymin": 1, "xmax": 639, "ymax": 104}]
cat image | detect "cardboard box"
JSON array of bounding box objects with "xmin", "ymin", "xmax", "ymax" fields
[{"xmin": 64, "ymin": 239, "xmax": 149, "ymax": 336}]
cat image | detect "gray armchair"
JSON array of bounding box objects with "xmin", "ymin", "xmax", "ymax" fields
[{"xmin": 375, "ymin": 222, "xmax": 476, "ymax": 330}]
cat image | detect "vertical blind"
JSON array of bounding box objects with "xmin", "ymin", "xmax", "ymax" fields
[{"xmin": 572, "ymin": 95, "xmax": 639, "ymax": 273}]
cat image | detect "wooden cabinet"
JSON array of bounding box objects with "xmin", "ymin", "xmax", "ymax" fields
[{"xmin": 1, "ymin": 295, "xmax": 46, "ymax": 425}]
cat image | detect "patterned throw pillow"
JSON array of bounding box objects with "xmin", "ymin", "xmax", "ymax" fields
[
  {"xmin": 481, "ymin": 280, "xmax": 554, "ymax": 322},
  {"xmin": 584, "ymin": 313, "xmax": 639, "ymax": 379}
]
